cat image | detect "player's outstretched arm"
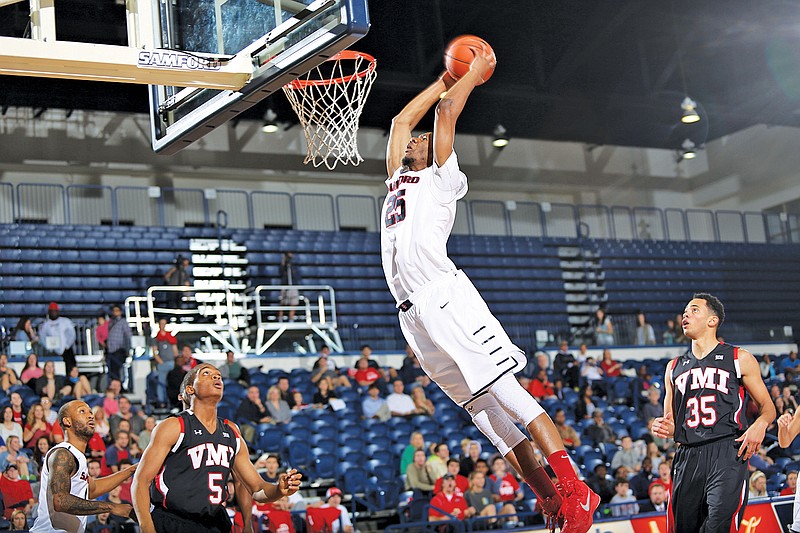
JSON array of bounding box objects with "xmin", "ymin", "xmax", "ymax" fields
[
  {"xmin": 778, "ymin": 410, "xmax": 800, "ymax": 448},
  {"xmin": 88, "ymin": 462, "xmax": 137, "ymax": 499},
  {"xmin": 48, "ymin": 448, "xmax": 131, "ymax": 518},
  {"xmin": 433, "ymin": 46, "xmax": 495, "ymax": 166},
  {"xmin": 735, "ymin": 349, "xmax": 776, "ymax": 460},
  {"xmin": 386, "ymin": 73, "xmax": 454, "ymax": 175},
  {"xmin": 229, "ymin": 422, "xmax": 302, "ymax": 502},
  {"xmin": 652, "ymin": 361, "xmax": 676, "ymax": 439},
  {"xmin": 132, "ymin": 417, "xmax": 181, "ymax": 533}
]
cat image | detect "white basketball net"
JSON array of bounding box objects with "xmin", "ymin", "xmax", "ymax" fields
[{"xmin": 283, "ymin": 51, "xmax": 377, "ymax": 170}]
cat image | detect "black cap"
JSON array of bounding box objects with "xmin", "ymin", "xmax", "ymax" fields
[{"xmin": 442, "ymin": 473, "xmax": 455, "ymax": 480}]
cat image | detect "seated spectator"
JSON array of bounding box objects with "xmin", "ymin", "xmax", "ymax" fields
[
  {"xmin": 575, "ymin": 385, "xmax": 596, "ymax": 422},
  {"xmin": 0, "ymin": 407, "xmax": 23, "ymax": 446},
  {"xmin": 586, "ymin": 463, "xmax": 615, "ymax": 504},
  {"xmin": 644, "ymin": 442, "xmax": 663, "ymax": 472},
  {"xmin": 219, "ymin": 350, "xmax": 249, "ymax": 385},
  {"xmin": 553, "ymin": 341, "xmax": 579, "ymax": 390},
  {"xmin": 526, "ymin": 369, "xmax": 556, "ymax": 400},
  {"xmin": 429, "ymin": 473, "xmax": 472, "ymax": 523},
  {"xmin": 428, "ymin": 443, "xmax": 450, "ymax": 480},
  {"xmin": 291, "ymin": 391, "xmax": 307, "ymax": 411},
  {"xmin": 39, "ymin": 396, "xmax": 57, "ymax": 425},
  {"xmin": 11, "ymin": 509, "xmax": 28, "ymax": 531},
  {"xmin": 609, "ymin": 478, "xmax": 639, "ymax": 517},
  {"xmin": 661, "ymin": 319, "xmax": 676, "ymax": 345},
  {"xmin": 13, "ymin": 317, "xmax": 39, "ymax": 359},
  {"xmin": 459, "ymin": 440, "xmax": 482, "ymax": 477},
  {"xmin": 66, "ymin": 366, "xmax": 94, "ymax": 400},
  {"xmin": 32, "ymin": 436, "xmax": 50, "ymax": 479},
  {"xmin": 354, "ymin": 358, "xmax": 381, "ymax": 391},
  {"xmin": 87, "ymin": 512, "xmax": 120, "ymax": 533},
  {"xmin": 9, "ymin": 393, "xmax": 25, "ymax": 426},
  {"xmin": 398, "ymin": 347, "xmax": 430, "ymax": 389},
  {"xmin": 22, "ymin": 403, "xmax": 51, "ymax": 449},
  {"xmin": 781, "ymin": 470, "xmax": 797, "ymax": 496},
  {"xmin": 104, "ymin": 431, "xmax": 130, "ymax": 474},
  {"xmin": 34, "ymin": 361, "xmax": 71, "ymax": 401},
  {"xmin": 749, "ymin": 470, "xmax": 767, "ymax": 498},
  {"xmin": 410, "ymin": 386, "xmax": 435, "ymax": 416},
  {"xmin": 553, "ymin": 408, "xmax": 581, "ymax": 450},
  {"xmin": 610, "ymin": 436, "xmax": 642, "ymax": 473},
  {"xmin": 109, "ymin": 397, "xmax": 145, "ymax": 440},
  {"xmin": 655, "ymin": 461, "xmax": 672, "ymax": 493},
  {"xmin": 640, "ymin": 388, "xmax": 662, "ymax": 421},
  {"xmin": 0, "ymin": 436, "xmax": 30, "ymax": 479},
  {"xmin": 401, "ymin": 432, "xmax": 425, "ymax": 475},
  {"xmin": 237, "ymin": 386, "xmax": 272, "ymax": 424},
  {"xmin": 581, "ymin": 357, "xmax": 604, "ymax": 392},
  {"xmin": 256, "ymin": 454, "xmax": 282, "ymax": 483},
  {"xmin": 19, "ymin": 353, "xmax": 43, "ymax": 387},
  {"xmin": 464, "ymin": 471, "xmax": 497, "ymax": 526},
  {"xmin": 433, "ymin": 459, "xmax": 469, "ymax": 496},
  {"xmin": 0, "ymin": 464, "xmax": 33, "ymax": 519},
  {"xmin": 638, "ymin": 481, "xmax": 667, "ymax": 513},
  {"xmin": 0, "ymin": 354, "xmax": 19, "ymax": 393},
  {"xmin": 635, "ymin": 312, "xmax": 656, "ymax": 345},
  {"xmin": 600, "ymin": 349, "xmax": 622, "ymax": 378},
  {"xmin": 265, "ymin": 386, "xmax": 292, "ymax": 425},
  {"xmin": 782, "ymin": 351, "xmax": 800, "ymax": 375},
  {"xmin": 310, "ymin": 347, "xmax": 351, "ymax": 389},
  {"xmin": 274, "ymin": 376, "xmax": 295, "ymax": 409},
  {"xmin": 386, "ymin": 380, "xmax": 417, "ymax": 417},
  {"xmin": 311, "ymin": 379, "xmax": 339, "ymax": 408},
  {"xmin": 586, "ymin": 410, "xmax": 616, "ymax": 446},
  {"xmin": 92, "ymin": 406, "xmax": 111, "ymax": 443},
  {"xmin": 138, "ymin": 416, "xmax": 156, "ymax": 451},
  {"xmin": 361, "ymin": 384, "xmax": 390, "ymax": 422},
  {"xmin": 405, "ymin": 449, "xmax": 436, "ymax": 495},
  {"xmin": 488, "ymin": 456, "xmax": 523, "ymax": 522},
  {"xmin": 630, "ymin": 457, "xmax": 656, "ymax": 501},
  {"xmin": 166, "ymin": 355, "xmax": 188, "ymax": 409},
  {"xmin": 103, "ymin": 379, "xmax": 122, "ymax": 417},
  {"xmin": 760, "ymin": 354, "xmax": 777, "ymax": 381},
  {"xmin": 783, "ymin": 386, "xmax": 799, "ymax": 412},
  {"xmin": 312, "ymin": 487, "xmax": 353, "ymax": 533}
]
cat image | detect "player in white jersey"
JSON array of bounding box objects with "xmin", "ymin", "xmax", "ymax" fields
[
  {"xmin": 31, "ymin": 400, "xmax": 135, "ymax": 533},
  {"xmin": 778, "ymin": 408, "xmax": 800, "ymax": 532},
  {"xmin": 380, "ymin": 45, "xmax": 599, "ymax": 533}
]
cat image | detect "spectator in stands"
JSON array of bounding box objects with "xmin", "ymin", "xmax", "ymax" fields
[
  {"xmin": 318, "ymin": 487, "xmax": 354, "ymax": 533},
  {"xmin": 236, "ymin": 385, "xmax": 272, "ymax": 430},
  {"xmin": 488, "ymin": 456, "xmax": 523, "ymax": 520},
  {"xmin": 0, "ymin": 436, "xmax": 31, "ymax": 479},
  {"xmin": 592, "ymin": 307, "xmax": 614, "ymax": 346},
  {"xmin": 638, "ymin": 481, "xmax": 667, "ymax": 514},
  {"xmin": 429, "ymin": 473, "xmax": 472, "ymax": 523},
  {"xmin": 311, "ymin": 346, "xmax": 351, "ymax": 389},
  {"xmin": 631, "ymin": 365, "xmax": 653, "ymax": 411},
  {"xmin": 0, "ymin": 354, "xmax": 19, "ymax": 393},
  {"xmin": 586, "ymin": 464, "xmax": 614, "ymax": 504},
  {"xmin": 219, "ymin": 350, "xmax": 248, "ymax": 385},
  {"xmin": 428, "ymin": 443, "xmax": 450, "ymax": 480},
  {"xmin": 354, "ymin": 358, "xmax": 382, "ymax": 391},
  {"xmin": 95, "ymin": 310, "xmax": 108, "ymax": 353},
  {"xmin": 748, "ymin": 470, "xmax": 767, "ymax": 498},
  {"xmin": 11, "ymin": 509, "xmax": 27, "ymax": 531},
  {"xmin": 672, "ymin": 314, "xmax": 688, "ymax": 344},
  {"xmin": 19, "ymin": 353, "xmax": 42, "ymax": 388},
  {"xmin": 103, "ymin": 379, "xmax": 122, "ymax": 416},
  {"xmin": 0, "ymin": 464, "xmax": 33, "ymax": 519},
  {"xmin": 553, "ymin": 341, "xmax": 579, "ymax": 390},
  {"xmin": 783, "ymin": 386, "xmax": 799, "ymax": 412},
  {"xmin": 575, "ymin": 385, "xmax": 596, "ymax": 422},
  {"xmin": 464, "ymin": 470, "xmax": 497, "ymax": 526},
  {"xmin": 256, "ymin": 454, "xmax": 282, "ymax": 483},
  {"xmin": 474, "ymin": 459, "xmax": 490, "ymax": 476},
  {"xmin": 265, "ymin": 386, "xmax": 292, "ymax": 424},
  {"xmin": 410, "ymin": 386, "xmax": 435, "ymax": 416},
  {"xmin": 600, "ymin": 349, "xmax": 622, "ymax": 378},
  {"xmin": 166, "ymin": 352, "xmax": 188, "ymax": 409},
  {"xmin": 609, "ymin": 478, "xmax": 638, "ymax": 517},
  {"xmin": 630, "ymin": 456, "xmax": 656, "ymax": 501},
  {"xmin": 581, "ymin": 357, "xmax": 605, "ymax": 395},
  {"xmin": 361, "ymin": 384, "xmax": 390, "ymax": 422},
  {"xmin": 610, "ymin": 436, "xmax": 642, "ymax": 473},
  {"xmin": 401, "ymin": 432, "xmax": 425, "ymax": 475},
  {"xmin": 780, "ymin": 470, "xmax": 797, "ymax": 496},
  {"xmin": 0, "ymin": 406, "xmax": 23, "ymax": 446},
  {"xmin": 22, "ymin": 403, "xmax": 50, "ymax": 449},
  {"xmin": 553, "ymin": 408, "xmax": 580, "ymax": 450},
  {"xmin": 275, "ymin": 376, "xmax": 296, "ymax": 409},
  {"xmin": 164, "ymin": 255, "xmax": 192, "ymax": 309},
  {"xmin": 640, "ymin": 388, "xmax": 662, "ymax": 421},
  {"xmin": 398, "ymin": 346, "xmax": 431, "ymax": 388},
  {"xmin": 277, "ymin": 252, "xmax": 300, "ymax": 322},
  {"xmin": 38, "ymin": 302, "xmax": 77, "ymax": 373},
  {"xmin": 105, "ymin": 304, "xmax": 131, "ymax": 385},
  {"xmin": 9, "ymin": 392, "xmax": 24, "ymax": 426},
  {"xmin": 290, "ymin": 391, "xmax": 307, "ymax": 411},
  {"xmin": 104, "ymin": 430, "xmax": 130, "ymax": 473},
  {"xmin": 644, "ymin": 442, "xmax": 663, "ymax": 472},
  {"xmin": 434, "ymin": 459, "xmax": 469, "ymax": 496},
  {"xmin": 311, "ymin": 378, "xmax": 339, "ymax": 408},
  {"xmin": 138, "ymin": 416, "xmax": 155, "ymax": 450},
  {"xmin": 775, "ymin": 396, "xmax": 790, "ymax": 419},
  {"xmin": 66, "ymin": 366, "xmax": 93, "ymax": 400},
  {"xmin": 459, "ymin": 441, "xmax": 482, "ymax": 477},
  {"xmin": 38, "ymin": 396, "xmax": 56, "ymax": 425},
  {"xmin": 526, "ymin": 368, "xmax": 556, "ymax": 400},
  {"xmin": 781, "ymin": 351, "xmax": 800, "ymax": 375},
  {"xmin": 32, "ymin": 436, "xmax": 50, "ymax": 477},
  {"xmin": 635, "ymin": 312, "xmax": 656, "ymax": 345},
  {"xmin": 152, "ymin": 318, "xmax": 178, "ymax": 407},
  {"xmin": 405, "ymin": 449, "xmax": 436, "ymax": 495},
  {"xmin": 655, "ymin": 461, "xmax": 672, "ymax": 493},
  {"xmin": 760, "ymin": 354, "xmax": 777, "ymax": 381},
  {"xmin": 87, "ymin": 512, "xmax": 117, "ymax": 533},
  {"xmin": 386, "ymin": 379, "xmax": 416, "ymax": 417},
  {"xmin": 12, "ymin": 317, "xmax": 39, "ymax": 357},
  {"xmin": 662, "ymin": 319, "xmax": 676, "ymax": 345},
  {"xmin": 109, "ymin": 396, "xmax": 144, "ymax": 440},
  {"xmin": 586, "ymin": 410, "xmax": 616, "ymax": 446}
]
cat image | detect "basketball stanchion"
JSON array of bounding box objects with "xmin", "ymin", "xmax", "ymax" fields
[{"xmin": 283, "ymin": 50, "xmax": 377, "ymax": 170}]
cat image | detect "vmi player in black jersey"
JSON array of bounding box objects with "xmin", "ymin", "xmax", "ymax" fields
[
  {"xmin": 652, "ymin": 294, "xmax": 774, "ymax": 533},
  {"xmin": 132, "ymin": 364, "xmax": 301, "ymax": 533}
]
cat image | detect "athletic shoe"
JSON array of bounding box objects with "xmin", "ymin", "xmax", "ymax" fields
[{"xmin": 556, "ymin": 479, "xmax": 600, "ymax": 533}]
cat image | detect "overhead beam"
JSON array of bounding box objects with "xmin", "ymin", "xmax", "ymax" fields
[{"xmin": 0, "ymin": 0, "xmax": 25, "ymax": 7}]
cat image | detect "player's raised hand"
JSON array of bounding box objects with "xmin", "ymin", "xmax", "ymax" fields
[
  {"xmin": 652, "ymin": 412, "xmax": 675, "ymax": 439},
  {"xmin": 469, "ymin": 44, "xmax": 496, "ymax": 81},
  {"xmin": 278, "ymin": 469, "xmax": 302, "ymax": 496}
]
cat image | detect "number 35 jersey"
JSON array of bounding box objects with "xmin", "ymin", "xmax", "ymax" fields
[
  {"xmin": 669, "ymin": 343, "xmax": 747, "ymax": 445},
  {"xmin": 381, "ymin": 152, "xmax": 468, "ymax": 305},
  {"xmin": 150, "ymin": 410, "xmax": 240, "ymax": 520}
]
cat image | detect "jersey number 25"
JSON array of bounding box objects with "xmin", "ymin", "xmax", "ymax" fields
[{"xmin": 385, "ymin": 189, "xmax": 406, "ymax": 227}]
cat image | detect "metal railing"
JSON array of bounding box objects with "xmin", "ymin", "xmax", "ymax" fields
[{"xmin": 2, "ymin": 181, "xmax": 799, "ymax": 244}]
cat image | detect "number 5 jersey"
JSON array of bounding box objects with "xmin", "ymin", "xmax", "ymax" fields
[{"xmin": 669, "ymin": 343, "xmax": 747, "ymax": 445}]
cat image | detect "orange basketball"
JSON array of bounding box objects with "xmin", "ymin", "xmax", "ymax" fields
[{"xmin": 443, "ymin": 35, "xmax": 495, "ymax": 84}]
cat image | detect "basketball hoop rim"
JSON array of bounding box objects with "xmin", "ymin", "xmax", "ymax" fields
[{"xmin": 284, "ymin": 50, "xmax": 376, "ymax": 89}]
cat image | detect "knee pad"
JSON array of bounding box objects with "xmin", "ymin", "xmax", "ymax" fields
[
  {"xmin": 489, "ymin": 373, "xmax": 545, "ymax": 427},
  {"xmin": 465, "ymin": 393, "xmax": 526, "ymax": 456}
]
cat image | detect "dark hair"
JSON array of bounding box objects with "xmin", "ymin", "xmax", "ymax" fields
[
  {"xmin": 475, "ymin": 458, "xmax": 488, "ymax": 468},
  {"xmin": 87, "ymin": 458, "xmax": 101, "ymax": 466},
  {"xmin": 111, "ymin": 304, "xmax": 122, "ymax": 311},
  {"xmin": 447, "ymin": 458, "xmax": 460, "ymax": 466},
  {"xmin": 434, "ymin": 443, "xmax": 448, "ymax": 454},
  {"xmin": 425, "ymin": 131, "xmax": 434, "ymax": 167},
  {"xmin": 57, "ymin": 402, "xmax": 72, "ymax": 428},
  {"xmin": 278, "ymin": 376, "xmax": 289, "ymax": 382},
  {"xmin": 615, "ymin": 477, "xmax": 629, "ymax": 486},
  {"xmin": 267, "ymin": 454, "xmax": 281, "ymax": 465},
  {"xmin": 13, "ymin": 316, "xmax": 28, "ymax": 333},
  {"xmin": 360, "ymin": 345, "xmax": 371, "ymax": 351},
  {"xmin": 693, "ymin": 292, "xmax": 725, "ymax": 326}
]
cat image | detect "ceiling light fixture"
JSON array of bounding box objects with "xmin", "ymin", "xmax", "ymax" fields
[
  {"xmin": 677, "ymin": 138, "xmax": 698, "ymax": 162},
  {"xmin": 680, "ymin": 97, "xmax": 700, "ymax": 124},
  {"xmin": 261, "ymin": 108, "xmax": 279, "ymax": 134},
  {"xmin": 671, "ymin": 0, "xmax": 702, "ymax": 125},
  {"xmin": 492, "ymin": 124, "xmax": 509, "ymax": 149}
]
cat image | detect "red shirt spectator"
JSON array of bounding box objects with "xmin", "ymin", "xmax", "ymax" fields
[
  {"xmin": 429, "ymin": 475, "xmax": 469, "ymax": 520},
  {"xmin": 433, "ymin": 474, "xmax": 469, "ymax": 496},
  {"xmin": 0, "ymin": 465, "xmax": 33, "ymax": 518},
  {"xmin": 526, "ymin": 370, "xmax": 555, "ymax": 399},
  {"xmin": 354, "ymin": 359, "xmax": 381, "ymax": 386},
  {"xmin": 600, "ymin": 349, "xmax": 622, "ymax": 378},
  {"xmin": 489, "ymin": 472, "xmax": 521, "ymax": 502}
]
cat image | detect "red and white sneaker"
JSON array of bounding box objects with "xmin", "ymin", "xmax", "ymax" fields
[
  {"xmin": 537, "ymin": 493, "xmax": 564, "ymax": 533},
  {"xmin": 556, "ymin": 479, "xmax": 600, "ymax": 533}
]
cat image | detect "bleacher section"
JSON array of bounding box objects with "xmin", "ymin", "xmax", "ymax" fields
[{"xmin": 1, "ymin": 224, "xmax": 799, "ymax": 349}]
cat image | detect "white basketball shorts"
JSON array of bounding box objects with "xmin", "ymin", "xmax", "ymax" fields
[{"xmin": 398, "ymin": 270, "xmax": 527, "ymax": 406}]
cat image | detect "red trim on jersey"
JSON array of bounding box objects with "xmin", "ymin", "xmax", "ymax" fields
[
  {"xmin": 178, "ymin": 414, "xmax": 185, "ymax": 434},
  {"xmin": 732, "ymin": 346, "xmax": 738, "ymax": 360},
  {"xmin": 155, "ymin": 464, "xmax": 167, "ymax": 508},
  {"xmin": 223, "ymin": 419, "xmax": 240, "ymax": 440},
  {"xmin": 666, "ymin": 488, "xmax": 675, "ymax": 533},
  {"xmin": 729, "ymin": 479, "xmax": 746, "ymax": 532},
  {"xmin": 736, "ymin": 386, "xmax": 745, "ymax": 429}
]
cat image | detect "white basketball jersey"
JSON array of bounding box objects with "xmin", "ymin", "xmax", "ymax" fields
[
  {"xmin": 381, "ymin": 151, "xmax": 468, "ymax": 303},
  {"xmin": 31, "ymin": 442, "xmax": 90, "ymax": 533}
]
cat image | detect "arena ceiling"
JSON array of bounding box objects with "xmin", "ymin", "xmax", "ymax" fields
[{"xmin": 1, "ymin": 0, "xmax": 800, "ymax": 151}]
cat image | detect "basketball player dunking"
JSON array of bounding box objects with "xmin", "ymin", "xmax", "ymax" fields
[
  {"xmin": 653, "ymin": 293, "xmax": 774, "ymax": 532},
  {"xmin": 380, "ymin": 45, "xmax": 598, "ymax": 532},
  {"xmin": 132, "ymin": 364, "xmax": 301, "ymax": 533},
  {"xmin": 30, "ymin": 400, "xmax": 136, "ymax": 533}
]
